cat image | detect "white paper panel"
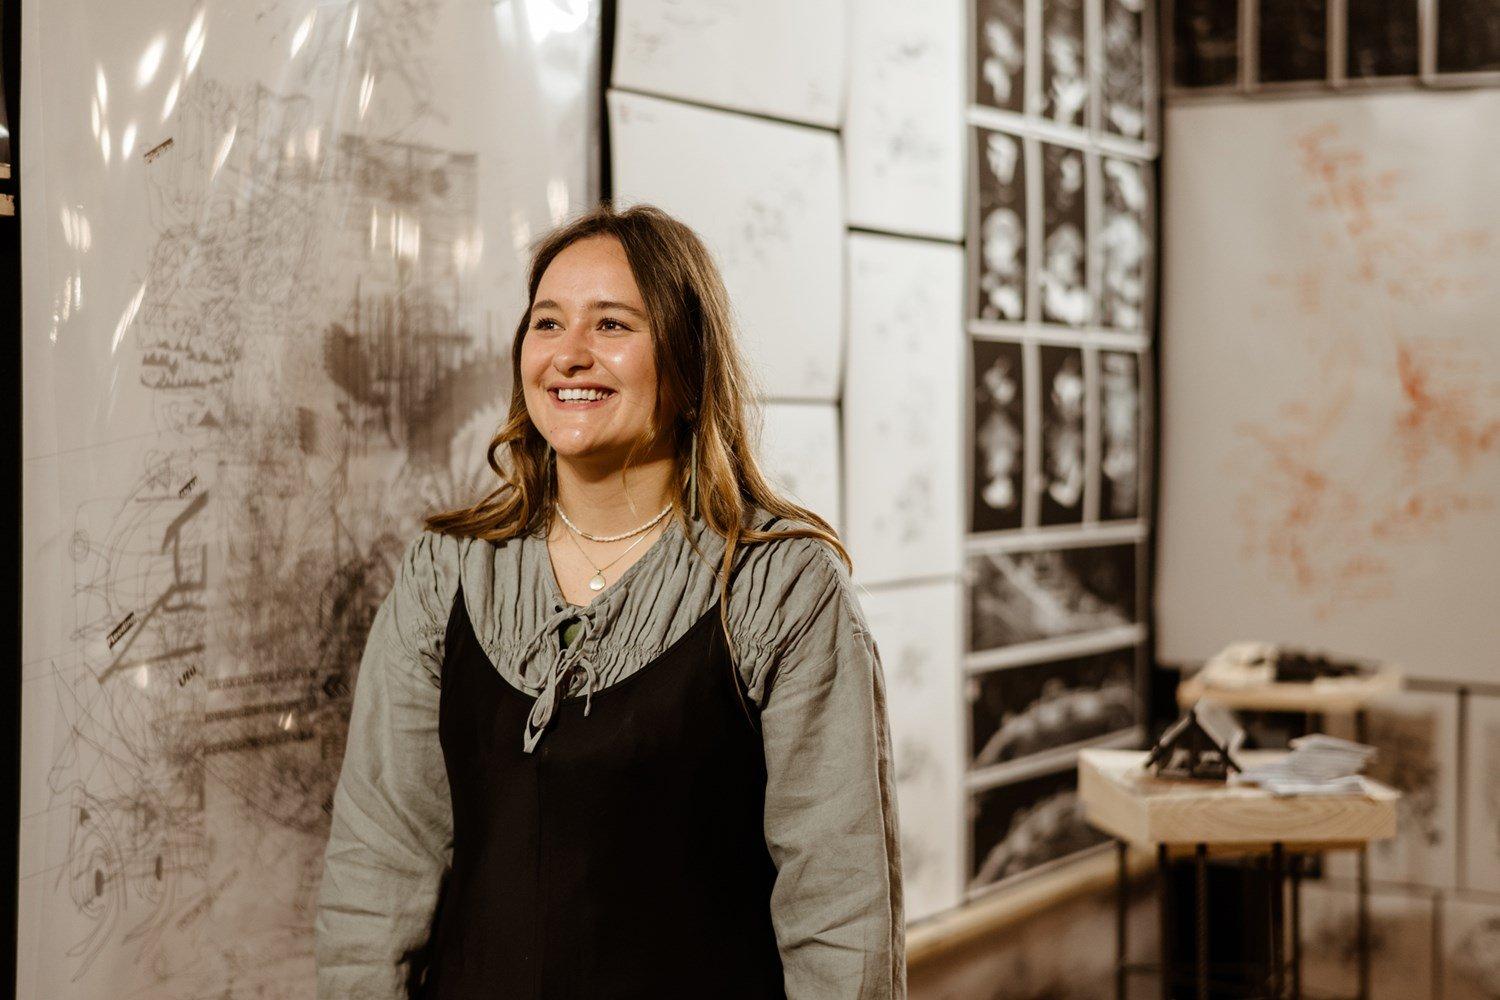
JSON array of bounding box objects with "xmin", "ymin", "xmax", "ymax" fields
[
  {"xmin": 1443, "ymin": 896, "xmax": 1500, "ymax": 1000},
  {"xmin": 1299, "ymin": 884, "xmax": 1435, "ymax": 999},
  {"xmin": 612, "ymin": 0, "xmax": 846, "ymax": 128},
  {"xmin": 843, "ymin": 0, "xmax": 964, "ymax": 239},
  {"xmin": 607, "ymin": 89, "xmax": 844, "ymax": 401},
  {"xmin": 759, "ymin": 402, "xmax": 841, "ymax": 535},
  {"xmin": 1326, "ymin": 690, "xmax": 1460, "ymax": 889},
  {"xmin": 845, "ymin": 233, "xmax": 963, "ymax": 585},
  {"xmin": 860, "ymin": 580, "xmax": 964, "ymax": 922},
  {"xmin": 1156, "ymin": 92, "xmax": 1500, "ymax": 683},
  {"xmin": 19, "ymin": 0, "xmax": 599, "ymax": 994},
  {"xmin": 1463, "ymin": 694, "xmax": 1500, "ymax": 894}
]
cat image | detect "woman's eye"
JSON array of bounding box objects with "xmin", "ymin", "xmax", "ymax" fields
[
  {"xmin": 600, "ymin": 318, "xmax": 626, "ymax": 331},
  {"xmin": 532, "ymin": 318, "xmax": 557, "ymax": 330}
]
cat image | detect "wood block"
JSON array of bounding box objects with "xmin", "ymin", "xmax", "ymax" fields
[{"xmin": 1078, "ymin": 749, "xmax": 1400, "ymax": 847}]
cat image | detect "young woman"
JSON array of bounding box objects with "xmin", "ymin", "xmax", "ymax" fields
[{"xmin": 314, "ymin": 203, "xmax": 906, "ymax": 999}]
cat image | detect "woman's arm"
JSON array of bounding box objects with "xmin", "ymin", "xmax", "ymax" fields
[
  {"xmin": 757, "ymin": 538, "xmax": 907, "ymax": 999},
  {"xmin": 315, "ymin": 532, "xmax": 457, "ymax": 999}
]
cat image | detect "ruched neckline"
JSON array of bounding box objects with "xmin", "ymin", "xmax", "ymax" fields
[{"xmin": 518, "ymin": 513, "xmax": 686, "ymax": 753}]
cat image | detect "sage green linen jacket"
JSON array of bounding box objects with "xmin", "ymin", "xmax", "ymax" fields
[{"xmin": 314, "ymin": 507, "xmax": 907, "ymax": 998}]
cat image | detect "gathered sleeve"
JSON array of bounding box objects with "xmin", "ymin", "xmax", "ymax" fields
[
  {"xmin": 315, "ymin": 530, "xmax": 462, "ymax": 1000},
  {"xmin": 737, "ymin": 529, "xmax": 908, "ymax": 999}
]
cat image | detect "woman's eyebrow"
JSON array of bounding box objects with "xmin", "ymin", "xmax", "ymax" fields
[{"xmin": 531, "ymin": 298, "xmax": 647, "ymax": 320}]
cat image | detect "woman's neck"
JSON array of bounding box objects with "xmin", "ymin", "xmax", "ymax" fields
[{"xmin": 552, "ymin": 454, "xmax": 678, "ymax": 537}]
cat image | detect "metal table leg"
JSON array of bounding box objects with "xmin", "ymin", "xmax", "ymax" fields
[
  {"xmin": 1117, "ymin": 839, "xmax": 1128, "ymax": 1000},
  {"xmin": 1160, "ymin": 844, "xmax": 1172, "ymax": 1000},
  {"xmin": 1271, "ymin": 843, "xmax": 1285, "ymax": 999},
  {"xmin": 1354, "ymin": 710, "xmax": 1371, "ymax": 1000},
  {"xmin": 1357, "ymin": 846, "xmax": 1371, "ymax": 1000},
  {"xmin": 1195, "ymin": 844, "xmax": 1208, "ymax": 1000},
  {"xmin": 1291, "ymin": 852, "xmax": 1302, "ymax": 1000}
]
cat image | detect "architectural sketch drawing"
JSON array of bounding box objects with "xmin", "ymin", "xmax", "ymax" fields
[
  {"xmin": 759, "ymin": 402, "xmax": 842, "ymax": 535},
  {"xmin": 1102, "ymin": 0, "xmax": 1148, "ymax": 139},
  {"xmin": 608, "ymin": 89, "xmax": 844, "ymax": 402},
  {"xmin": 967, "ymin": 544, "xmax": 1137, "ymax": 652},
  {"xmin": 968, "ymin": 767, "xmax": 1104, "ymax": 890},
  {"xmin": 845, "ymin": 234, "xmax": 963, "ymax": 584},
  {"xmin": 1040, "ymin": 0, "xmax": 1088, "ymax": 125},
  {"xmin": 1098, "ymin": 350, "xmax": 1142, "ymax": 520},
  {"xmin": 1099, "ymin": 156, "xmax": 1149, "ymax": 331},
  {"xmin": 1040, "ymin": 143, "xmax": 1090, "ymax": 326},
  {"xmin": 862, "ymin": 582, "xmax": 963, "ymax": 922},
  {"xmin": 973, "ymin": 127, "xmax": 1028, "ymax": 322},
  {"xmin": 613, "ymin": 0, "xmax": 846, "ymax": 128},
  {"xmin": 844, "ymin": 0, "xmax": 964, "ymax": 240},
  {"xmin": 970, "ymin": 338, "xmax": 1026, "ymax": 533},
  {"xmin": 20, "ymin": 2, "xmax": 597, "ymax": 996},
  {"xmin": 974, "ymin": 0, "xmax": 1025, "ymax": 114}
]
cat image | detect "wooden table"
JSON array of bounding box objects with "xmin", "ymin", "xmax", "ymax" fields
[
  {"xmin": 1174, "ymin": 667, "xmax": 1403, "ymax": 998},
  {"xmin": 1175, "ymin": 669, "xmax": 1403, "ymax": 715},
  {"xmin": 1079, "ymin": 749, "xmax": 1400, "ymax": 1000}
]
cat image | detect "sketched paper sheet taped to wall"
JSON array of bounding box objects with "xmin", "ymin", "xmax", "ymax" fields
[
  {"xmin": 608, "ymin": 88, "xmax": 844, "ymax": 401},
  {"xmin": 1157, "ymin": 92, "xmax": 1500, "ymax": 682},
  {"xmin": 612, "ymin": 0, "xmax": 846, "ymax": 128},
  {"xmin": 17, "ymin": 1, "xmax": 599, "ymax": 996}
]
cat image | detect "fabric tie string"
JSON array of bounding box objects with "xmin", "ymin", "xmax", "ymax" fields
[{"xmin": 518, "ymin": 604, "xmax": 600, "ymax": 754}]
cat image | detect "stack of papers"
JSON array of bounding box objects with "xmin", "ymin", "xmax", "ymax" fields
[{"xmin": 1231, "ymin": 734, "xmax": 1379, "ymax": 796}]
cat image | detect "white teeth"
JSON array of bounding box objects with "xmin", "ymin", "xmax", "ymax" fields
[{"xmin": 556, "ymin": 387, "xmax": 612, "ymax": 401}]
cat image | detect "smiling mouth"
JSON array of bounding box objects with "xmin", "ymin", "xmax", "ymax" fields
[{"xmin": 549, "ymin": 387, "xmax": 617, "ymax": 407}]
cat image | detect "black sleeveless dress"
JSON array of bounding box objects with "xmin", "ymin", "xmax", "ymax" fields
[{"xmin": 413, "ymin": 582, "xmax": 788, "ymax": 1000}]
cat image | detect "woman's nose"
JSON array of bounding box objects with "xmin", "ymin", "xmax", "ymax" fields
[{"xmin": 554, "ymin": 321, "xmax": 593, "ymax": 368}]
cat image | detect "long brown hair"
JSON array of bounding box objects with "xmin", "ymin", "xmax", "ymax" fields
[{"xmin": 423, "ymin": 200, "xmax": 850, "ymax": 667}]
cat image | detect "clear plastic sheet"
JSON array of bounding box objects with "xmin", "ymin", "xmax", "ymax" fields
[{"xmin": 18, "ymin": 1, "xmax": 600, "ymax": 995}]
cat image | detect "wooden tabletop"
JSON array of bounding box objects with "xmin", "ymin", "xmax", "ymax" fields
[
  {"xmin": 1175, "ymin": 667, "xmax": 1403, "ymax": 713},
  {"xmin": 1078, "ymin": 749, "xmax": 1400, "ymax": 849}
]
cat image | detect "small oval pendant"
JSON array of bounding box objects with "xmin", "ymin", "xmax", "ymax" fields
[{"xmin": 588, "ymin": 573, "xmax": 606, "ymax": 591}]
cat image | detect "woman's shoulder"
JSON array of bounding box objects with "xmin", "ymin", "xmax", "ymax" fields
[
  {"xmin": 383, "ymin": 527, "xmax": 472, "ymax": 641},
  {"xmin": 739, "ymin": 510, "xmax": 845, "ymax": 584},
  {"xmin": 728, "ymin": 506, "xmax": 870, "ymax": 658}
]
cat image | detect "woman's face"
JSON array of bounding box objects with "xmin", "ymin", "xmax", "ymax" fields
[{"xmin": 521, "ymin": 235, "xmax": 663, "ymax": 466}]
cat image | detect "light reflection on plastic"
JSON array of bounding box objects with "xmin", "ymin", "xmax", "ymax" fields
[
  {"xmin": 183, "ymin": 8, "xmax": 205, "ymax": 58},
  {"xmin": 395, "ymin": 213, "xmax": 422, "ymax": 262},
  {"xmin": 162, "ymin": 77, "xmax": 181, "ymax": 122},
  {"xmin": 453, "ymin": 228, "xmax": 485, "ymax": 271},
  {"xmin": 547, "ymin": 176, "xmax": 569, "ymax": 225},
  {"xmin": 291, "ymin": 9, "xmax": 315, "ymax": 58},
  {"xmin": 358, "ymin": 70, "xmax": 374, "ymax": 118},
  {"xmin": 185, "ymin": 26, "xmax": 205, "ymax": 76},
  {"xmin": 137, "ymin": 36, "xmax": 166, "ymax": 88},
  {"xmin": 346, "ymin": 4, "xmax": 359, "ymax": 48},
  {"xmin": 210, "ymin": 124, "xmax": 236, "ymax": 181},
  {"xmin": 531, "ymin": 0, "xmax": 587, "ymax": 39},
  {"xmin": 122, "ymin": 123, "xmax": 138, "ymax": 160},
  {"xmin": 510, "ymin": 207, "xmax": 532, "ymax": 257},
  {"xmin": 112, "ymin": 281, "xmax": 147, "ymax": 354}
]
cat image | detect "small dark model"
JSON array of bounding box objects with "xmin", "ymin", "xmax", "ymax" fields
[{"xmin": 1144, "ymin": 705, "xmax": 1242, "ymax": 781}]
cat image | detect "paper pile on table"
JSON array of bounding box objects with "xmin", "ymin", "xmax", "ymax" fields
[{"xmin": 1231, "ymin": 734, "xmax": 1379, "ymax": 796}]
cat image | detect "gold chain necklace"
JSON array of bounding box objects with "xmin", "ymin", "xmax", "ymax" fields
[{"xmin": 554, "ymin": 502, "xmax": 673, "ymax": 591}]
